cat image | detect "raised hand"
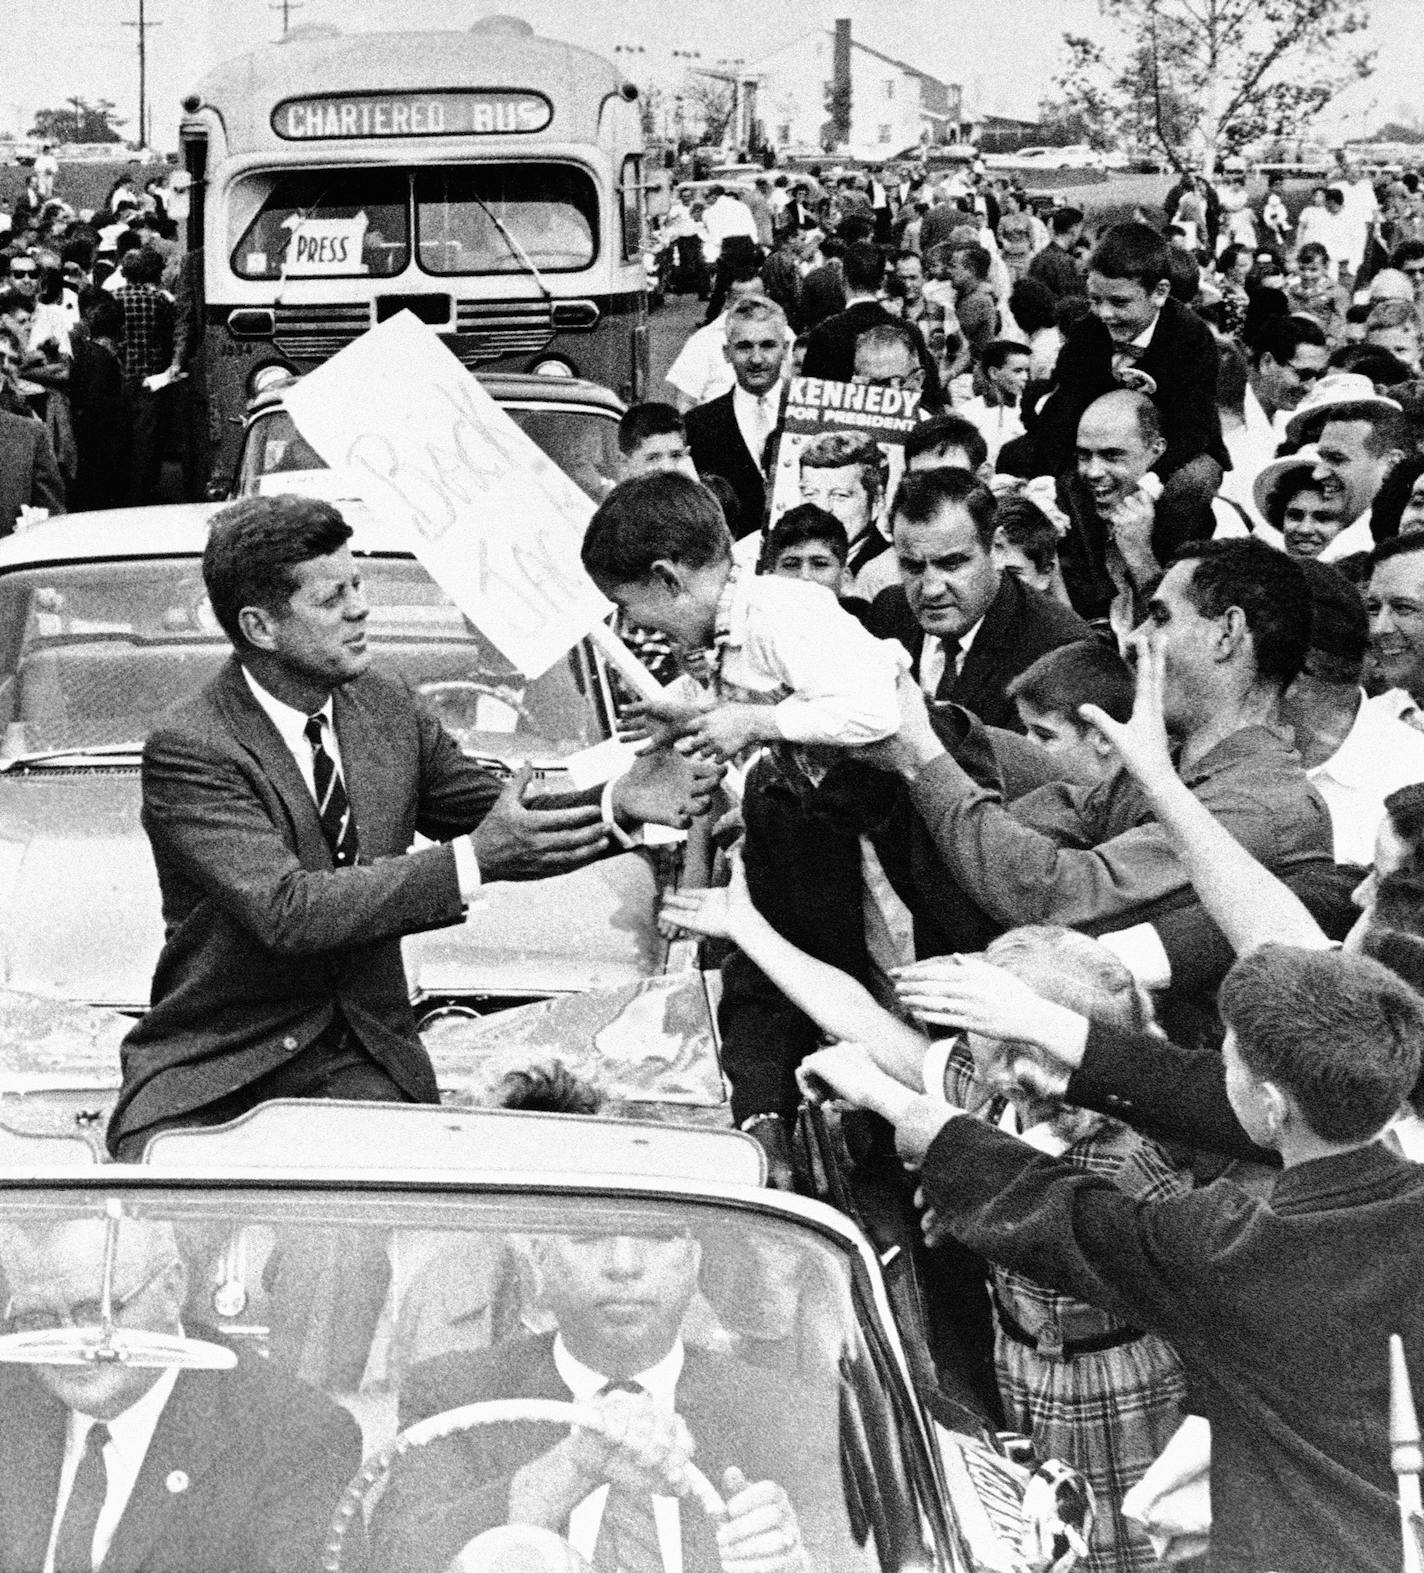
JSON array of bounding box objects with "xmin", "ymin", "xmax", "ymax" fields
[
  {"xmin": 659, "ymin": 848, "xmax": 757, "ymax": 943},
  {"xmin": 893, "ymin": 954, "xmax": 1047, "ymax": 1039},
  {"xmin": 1078, "ymin": 632, "xmax": 1176, "ymax": 794}
]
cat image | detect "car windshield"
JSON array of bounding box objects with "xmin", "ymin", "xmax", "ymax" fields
[
  {"xmin": 0, "ymin": 558, "xmax": 610, "ymax": 762},
  {"xmin": 237, "ymin": 405, "xmax": 622, "ymax": 506},
  {"xmin": 0, "ymin": 1183, "xmax": 944, "ymax": 1573}
]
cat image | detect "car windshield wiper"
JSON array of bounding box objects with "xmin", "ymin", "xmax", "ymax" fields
[{"xmin": 0, "ymin": 744, "xmax": 144, "ymax": 772}]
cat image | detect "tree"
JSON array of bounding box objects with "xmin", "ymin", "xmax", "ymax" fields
[
  {"xmin": 30, "ymin": 98, "xmax": 126, "ymax": 144},
  {"xmin": 682, "ymin": 76, "xmax": 737, "ymax": 147},
  {"xmin": 1049, "ymin": 0, "xmax": 1374, "ymax": 173}
]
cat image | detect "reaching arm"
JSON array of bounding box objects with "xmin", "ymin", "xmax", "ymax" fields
[
  {"xmin": 660, "ymin": 855, "xmax": 931, "ymax": 1087},
  {"xmin": 1079, "ymin": 635, "xmax": 1330, "ymax": 956}
]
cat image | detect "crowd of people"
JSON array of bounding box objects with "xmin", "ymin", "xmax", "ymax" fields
[
  {"xmin": 0, "ymin": 157, "xmax": 193, "ymax": 530},
  {"xmin": 606, "ymin": 154, "xmax": 1424, "ymax": 1572},
  {"xmin": 8, "ymin": 143, "xmax": 1424, "ymax": 1572}
]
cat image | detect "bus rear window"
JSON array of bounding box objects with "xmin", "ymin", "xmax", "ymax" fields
[
  {"xmin": 414, "ymin": 165, "xmax": 597, "ymax": 275},
  {"xmin": 231, "ymin": 170, "xmax": 410, "ymax": 280}
]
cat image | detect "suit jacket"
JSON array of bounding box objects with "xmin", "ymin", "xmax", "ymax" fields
[
  {"xmin": 1030, "ymin": 296, "xmax": 1230, "ymax": 483},
  {"xmin": 921, "ymin": 1120, "xmax": 1424, "ymax": 1573},
  {"xmin": 797, "ymin": 263, "xmax": 846, "ymax": 330},
  {"xmin": 865, "ymin": 572, "xmax": 1092, "ymax": 733},
  {"xmin": 0, "ymin": 1353, "xmax": 360, "ymax": 1573},
  {"xmin": 800, "ymin": 301, "xmax": 940, "ymax": 399},
  {"xmin": 684, "ymin": 390, "xmax": 767, "ymax": 539},
  {"xmin": 367, "ymin": 1335, "xmax": 858, "ymax": 1573},
  {"xmin": 109, "ymin": 660, "xmax": 511, "ymax": 1152},
  {"xmin": 0, "ymin": 410, "xmax": 66, "ymax": 536}
]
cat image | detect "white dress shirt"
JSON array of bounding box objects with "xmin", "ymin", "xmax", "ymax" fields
[
  {"xmin": 1311, "ymin": 692, "xmax": 1424, "ymax": 866},
  {"xmin": 1319, "ymin": 511, "xmax": 1376, "ymax": 565},
  {"xmin": 242, "ymin": 666, "xmax": 481, "ymax": 898},
  {"xmin": 553, "ymin": 1336, "xmax": 686, "ymax": 1573},
  {"xmin": 917, "ymin": 615, "xmax": 983, "ymax": 700},
  {"xmin": 44, "ymin": 1368, "xmax": 180, "ymax": 1573},
  {"xmin": 731, "ymin": 384, "xmax": 780, "ymax": 470}
]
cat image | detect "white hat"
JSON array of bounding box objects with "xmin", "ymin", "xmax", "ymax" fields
[
  {"xmin": 1252, "ymin": 446, "xmax": 1323, "ymax": 525},
  {"xmin": 1284, "ymin": 371, "xmax": 1402, "ymax": 445}
]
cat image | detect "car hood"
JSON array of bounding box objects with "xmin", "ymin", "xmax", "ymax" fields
[{"xmin": 0, "ymin": 770, "xmax": 664, "ymax": 1010}]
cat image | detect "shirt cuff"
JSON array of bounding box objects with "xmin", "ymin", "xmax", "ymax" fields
[
  {"xmin": 1098, "ymin": 923, "xmax": 1173, "ymax": 990},
  {"xmin": 452, "ymin": 835, "xmax": 481, "ymax": 904},
  {"xmin": 894, "ymin": 1096, "xmax": 967, "ymax": 1165},
  {"xmin": 600, "ymin": 776, "xmax": 643, "ymax": 851}
]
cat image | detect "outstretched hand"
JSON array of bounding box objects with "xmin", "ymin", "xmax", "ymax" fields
[
  {"xmin": 1078, "ymin": 633, "xmax": 1176, "ymax": 794},
  {"xmin": 659, "ymin": 847, "xmax": 757, "ymax": 942},
  {"xmin": 796, "ymin": 1042, "xmax": 907, "ymax": 1120},
  {"xmin": 471, "ymin": 763, "xmax": 610, "ymax": 878},
  {"xmin": 619, "ymin": 697, "xmax": 704, "ymax": 750},
  {"xmin": 893, "ymin": 954, "xmax": 1051, "ymax": 1039},
  {"xmin": 613, "ymin": 743, "xmax": 726, "ymax": 828}
]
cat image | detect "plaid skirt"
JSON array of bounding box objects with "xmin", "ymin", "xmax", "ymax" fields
[{"xmin": 996, "ymin": 1321, "xmax": 1188, "ymax": 1573}]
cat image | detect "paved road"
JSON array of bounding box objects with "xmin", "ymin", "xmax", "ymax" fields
[{"xmin": 647, "ymin": 290, "xmax": 708, "ymax": 399}]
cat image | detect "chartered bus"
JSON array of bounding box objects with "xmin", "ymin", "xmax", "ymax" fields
[{"xmin": 178, "ymin": 15, "xmax": 649, "ymax": 493}]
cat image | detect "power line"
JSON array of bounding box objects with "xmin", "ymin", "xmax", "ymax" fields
[{"xmin": 120, "ymin": 0, "xmax": 161, "ymax": 149}]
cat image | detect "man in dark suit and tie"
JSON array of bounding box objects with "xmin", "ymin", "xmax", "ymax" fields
[
  {"xmin": 107, "ymin": 495, "xmax": 717, "ymax": 1159},
  {"xmin": 684, "ymin": 296, "xmax": 788, "ymax": 540},
  {"xmin": 800, "ymin": 242, "xmax": 939, "ymax": 399},
  {"xmin": 1030, "ymin": 223, "xmax": 1228, "ymax": 550},
  {"xmin": 0, "ymin": 1213, "xmax": 360, "ymax": 1573},
  {"xmin": 866, "ymin": 468, "xmax": 1091, "ymax": 733},
  {"xmin": 368, "ymin": 1227, "xmax": 852, "ymax": 1573}
]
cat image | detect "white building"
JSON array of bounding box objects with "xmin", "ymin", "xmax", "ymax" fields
[{"xmin": 749, "ymin": 20, "xmax": 963, "ymax": 160}]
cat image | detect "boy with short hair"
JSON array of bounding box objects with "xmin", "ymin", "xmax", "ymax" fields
[
  {"xmin": 582, "ymin": 471, "xmax": 906, "ymax": 764},
  {"xmin": 617, "ymin": 402, "xmax": 697, "ymax": 480},
  {"xmin": 1006, "ymin": 639, "xmax": 1133, "ymax": 786},
  {"xmin": 759, "ymin": 503, "xmax": 851, "ymax": 595}
]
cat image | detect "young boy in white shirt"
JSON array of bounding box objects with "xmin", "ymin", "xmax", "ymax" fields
[{"xmin": 581, "ymin": 471, "xmax": 907, "ymax": 769}]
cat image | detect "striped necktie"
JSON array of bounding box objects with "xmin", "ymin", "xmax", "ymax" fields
[{"xmin": 304, "ymin": 713, "xmax": 360, "ymax": 867}]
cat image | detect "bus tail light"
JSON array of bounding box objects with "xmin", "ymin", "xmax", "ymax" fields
[
  {"xmin": 227, "ymin": 309, "xmax": 275, "ymax": 340},
  {"xmin": 530, "ymin": 357, "xmax": 577, "ymax": 378}
]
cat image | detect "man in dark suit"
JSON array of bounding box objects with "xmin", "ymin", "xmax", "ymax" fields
[
  {"xmin": 368, "ymin": 1229, "xmax": 852, "ymax": 1573},
  {"xmin": 866, "ymin": 468, "xmax": 1091, "ymax": 733},
  {"xmin": 0, "ymin": 335, "xmax": 66, "ymax": 534},
  {"xmin": 107, "ymin": 495, "xmax": 717, "ymax": 1158},
  {"xmin": 800, "ymin": 241, "xmax": 938, "ymax": 396},
  {"xmin": 1031, "ymin": 223, "xmax": 1228, "ymax": 550},
  {"xmin": 685, "ymin": 296, "xmax": 787, "ymax": 540},
  {"xmin": 0, "ymin": 1213, "xmax": 360, "ymax": 1573}
]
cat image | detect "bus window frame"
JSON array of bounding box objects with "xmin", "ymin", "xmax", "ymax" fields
[
  {"xmin": 618, "ymin": 153, "xmax": 643, "ymax": 262},
  {"xmin": 412, "ymin": 161, "xmax": 601, "ymax": 278}
]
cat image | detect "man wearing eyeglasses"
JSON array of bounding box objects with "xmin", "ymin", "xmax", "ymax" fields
[
  {"xmin": 370, "ymin": 1229, "xmax": 857, "ymax": 1573},
  {"xmin": 0, "ymin": 1214, "xmax": 360, "ymax": 1573},
  {"xmin": 1248, "ymin": 315, "xmax": 1330, "ymax": 434},
  {"xmin": 0, "ymin": 323, "xmax": 67, "ymax": 534}
]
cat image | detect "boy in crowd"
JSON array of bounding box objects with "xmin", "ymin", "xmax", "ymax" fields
[
  {"xmin": 759, "ymin": 502, "xmax": 850, "ymax": 595},
  {"xmin": 617, "ymin": 401, "xmax": 697, "ymax": 480},
  {"xmin": 582, "ymin": 472, "xmax": 906, "ymax": 765},
  {"xmin": 1007, "ymin": 639, "xmax": 1134, "ymax": 788}
]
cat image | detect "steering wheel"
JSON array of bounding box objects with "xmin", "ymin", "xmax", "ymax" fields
[
  {"xmin": 323, "ymin": 1397, "xmax": 727, "ymax": 1572},
  {"xmin": 416, "ymin": 680, "xmax": 534, "ymax": 729}
]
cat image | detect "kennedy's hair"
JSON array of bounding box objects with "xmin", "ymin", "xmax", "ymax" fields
[{"xmin": 203, "ymin": 494, "xmax": 353, "ymax": 650}]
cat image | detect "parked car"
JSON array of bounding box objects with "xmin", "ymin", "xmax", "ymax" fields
[
  {"xmin": 1008, "ymin": 145, "xmax": 1103, "ymax": 171},
  {"xmin": 0, "ymin": 374, "xmax": 725, "ymax": 1135},
  {"xmin": 0, "ymin": 1102, "xmax": 1092, "ymax": 1571}
]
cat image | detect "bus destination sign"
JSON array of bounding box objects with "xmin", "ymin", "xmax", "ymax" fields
[{"xmin": 273, "ymin": 91, "xmax": 553, "ymax": 140}]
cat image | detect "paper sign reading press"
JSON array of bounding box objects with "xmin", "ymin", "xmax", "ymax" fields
[
  {"xmin": 282, "ymin": 212, "xmax": 370, "ymax": 277},
  {"xmin": 282, "ymin": 311, "xmax": 614, "ymax": 677}
]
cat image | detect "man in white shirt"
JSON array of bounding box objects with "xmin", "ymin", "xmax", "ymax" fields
[
  {"xmin": 665, "ymin": 275, "xmax": 783, "ymax": 412},
  {"xmin": 955, "ymin": 341, "xmax": 1031, "ymax": 467},
  {"xmin": 1310, "ymin": 403, "xmax": 1409, "ymax": 556},
  {"xmin": 701, "ymin": 187, "xmax": 758, "ymax": 265},
  {"xmin": 372, "ymin": 1226, "xmax": 851, "ymax": 1573},
  {"xmin": 1366, "ymin": 532, "xmax": 1424, "ymax": 735},
  {"xmin": 0, "ymin": 1213, "xmax": 360, "ymax": 1573}
]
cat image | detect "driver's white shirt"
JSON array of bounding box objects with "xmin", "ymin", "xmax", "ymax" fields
[
  {"xmin": 553, "ymin": 1334, "xmax": 687, "ymax": 1573},
  {"xmin": 44, "ymin": 1366, "xmax": 180, "ymax": 1573}
]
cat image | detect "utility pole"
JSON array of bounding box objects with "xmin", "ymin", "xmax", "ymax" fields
[
  {"xmin": 270, "ymin": 0, "xmax": 304, "ymax": 37},
  {"xmin": 121, "ymin": 0, "xmax": 161, "ymax": 151}
]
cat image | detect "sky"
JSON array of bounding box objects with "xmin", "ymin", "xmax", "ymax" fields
[{"xmin": 4, "ymin": 0, "xmax": 1423, "ymax": 147}]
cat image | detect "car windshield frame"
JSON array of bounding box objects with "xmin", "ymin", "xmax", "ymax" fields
[
  {"xmin": 0, "ymin": 553, "xmax": 616, "ymax": 765},
  {"xmin": 0, "ymin": 1169, "xmax": 960, "ymax": 1573}
]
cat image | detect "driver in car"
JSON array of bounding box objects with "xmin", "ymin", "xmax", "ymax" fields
[
  {"xmin": 0, "ymin": 1214, "xmax": 361, "ymax": 1573},
  {"xmin": 369, "ymin": 1227, "xmax": 854, "ymax": 1573}
]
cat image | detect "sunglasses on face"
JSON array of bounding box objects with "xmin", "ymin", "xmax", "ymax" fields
[{"xmin": 1288, "ymin": 364, "xmax": 1327, "ymax": 383}]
